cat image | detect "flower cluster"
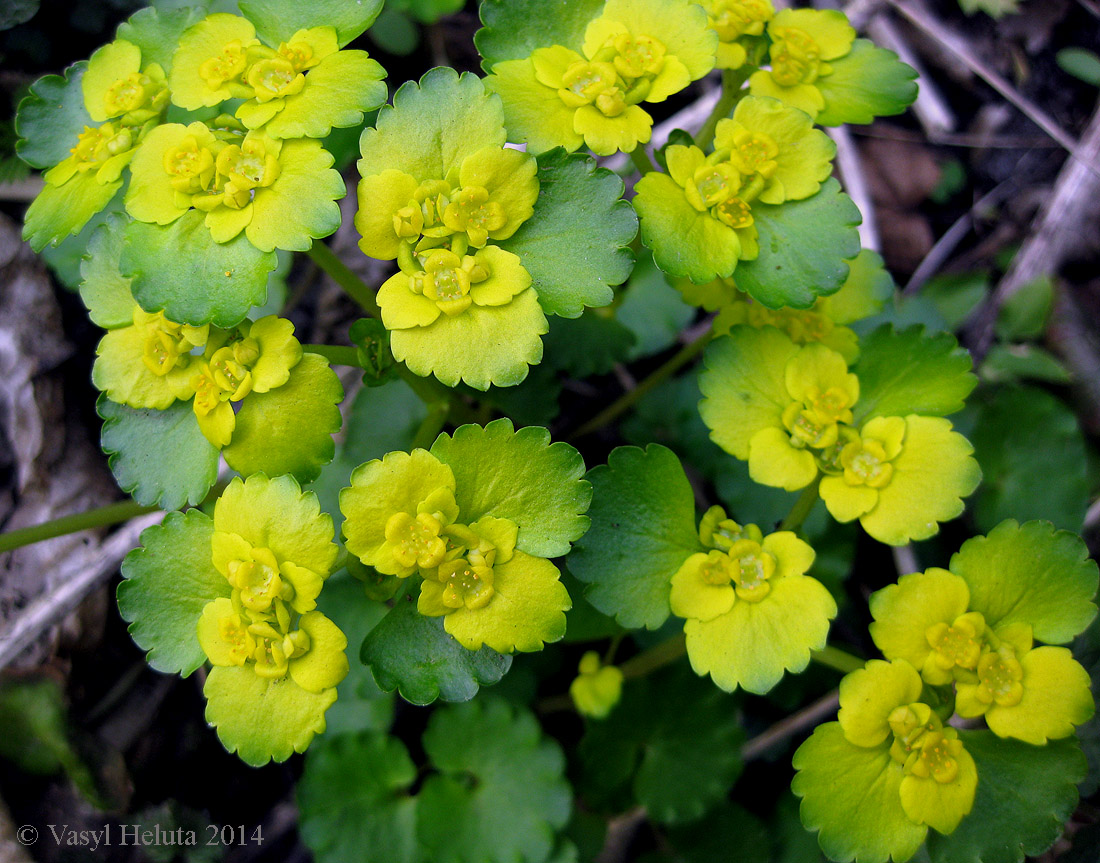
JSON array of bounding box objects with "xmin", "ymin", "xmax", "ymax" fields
[
  {"xmin": 22, "ymin": 8, "xmax": 385, "ymax": 255},
  {"xmin": 700, "ymin": 324, "xmax": 981, "ymax": 545},
  {"xmin": 701, "ymin": 0, "xmax": 775, "ymax": 71},
  {"xmin": 635, "ymin": 94, "xmax": 834, "ymax": 284},
  {"xmin": 340, "ymin": 427, "xmax": 580, "ymax": 654},
  {"xmin": 793, "ymin": 520, "xmax": 1098, "ymax": 862},
  {"xmin": 23, "ymin": 39, "xmax": 170, "ymax": 250},
  {"xmin": 94, "ymin": 308, "xmax": 303, "ymax": 448},
  {"xmin": 669, "ymin": 505, "xmax": 836, "ymax": 693},
  {"xmin": 199, "ymin": 475, "xmax": 346, "ymax": 698},
  {"xmin": 356, "ymin": 70, "xmax": 554, "ymax": 389},
  {"xmin": 485, "ymin": 0, "xmax": 717, "ymax": 155}
]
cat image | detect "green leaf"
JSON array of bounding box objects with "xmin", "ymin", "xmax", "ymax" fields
[
  {"xmin": 994, "ymin": 276, "xmax": 1053, "ymax": 341},
  {"xmin": 653, "ymin": 804, "xmax": 771, "ymax": 863},
  {"xmin": 499, "ymin": 148, "xmax": 637, "ymax": 318},
  {"xmin": 968, "ymin": 387, "xmax": 1089, "ymax": 533},
  {"xmin": 958, "ymin": 0, "xmax": 1020, "ymax": 18},
  {"xmin": 315, "ymin": 575, "xmax": 395, "ymax": 735},
  {"xmin": 917, "ymin": 272, "xmax": 989, "ymax": 331},
  {"xmin": 579, "ymin": 668, "xmax": 743, "ymax": 824},
  {"xmin": 116, "ymin": 6, "xmax": 206, "ymax": 72},
  {"xmin": 817, "ymin": 249, "xmax": 896, "ymax": 326},
  {"xmin": 950, "ymin": 518, "xmax": 1098, "ymax": 644},
  {"xmin": 475, "ymin": 0, "xmax": 604, "ymax": 71},
  {"xmin": 925, "ymin": 731, "xmax": 1085, "ymax": 863},
  {"xmin": 0, "ymin": 0, "xmax": 38, "ymax": 30},
  {"xmin": 98, "ymin": 395, "xmax": 220, "ymax": 511},
  {"xmin": 393, "ymin": 0, "xmax": 465, "ymax": 24},
  {"xmin": 23, "ymin": 172, "xmax": 121, "ymax": 253},
  {"xmin": 980, "ymin": 344, "xmax": 1071, "ymax": 385},
  {"xmin": 79, "ymin": 213, "xmax": 135, "ymax": 329},
  {"xmin": 121, "ymin": 212, "xmax": 276, "ymax": 327},
  {"xmin": 40, "ymin": 190, "xmax": 125, "ymax": 289},
  {"xmin": 615, "ymin": 256, "xmax": 694, "ymax": 360},
  {"xmin": 570, "ymin": 445, "xmax": 703, "ymax": 630},
  {"xmin": 0, "ymin": 678, "xmax": 101, "ymax": 806},
  {"xmin": 117, "ymin": 509, "xmax": 228, "ymax": 676},
  {"xmin": 203, "ymin": 665, "xmax": 336, "ymax": 766},
  {"xmin": 238, "ymin": 0, "xmax": 384, "ymax": 46},
  {"xmin": 478, "ymin": 363, "xmax": 563, "ymax": 427},
  {"xmin": 223, "ymin": 352, "xmax": 343, "ymax": 484},
  {"xmin": 368, "ymin": 8, "xmax": 420, "ymax": 56},
  {"xmin": 1057, "ymin": 48, "xmax": 1100, "ymax": 87},
  {"xmin": 417, "ymin": 699, "xmax": 571, "ymax": 863},
  {"xmin": 853, "ymin": 325, "xmax": 977, "ymax": 424},
  {"xmin": 430, "ymin": 418, "xmax": 591, "ymax": 559},
  {"xmin": 299, "ymin": 731, "xmax": 421, "ymax": 863},
  {"xmin": 792, "ymin": 723, "xmax": 928, "ymax": 863},
  {"xmin": 358, "ymin": 67, "xmax": 505, "ymax": 181},
  {"xmin": 815, "ymin": 40, "xmax": 918, "ymax": 127},
  {"xmin": 734, "ymin": 179, "xmax": 863, "ymax": 310},
  {"xmin": 15, "ymin": 62, "xmax": 90, "ymax": 169},
  {"xmin": 544, "ymin": 310, "xmax": 635, "ymax": 377},
  {"xmin": 360, "ymin": 584, "xmax": 512, "ymax": 705}
]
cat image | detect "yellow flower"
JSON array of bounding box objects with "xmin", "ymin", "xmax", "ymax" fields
[
  {"xmin": 749, "ymin": 8, "xmax": 856, "ymax": 118},
  {"xmin": 569, "ymin": 651, "xmax": 624, "ymax": 719},
  {"xmin": 701, "ymin": 0, "xmax": 775, "ymax": 69},
  {"xmin": 486, "ymin": 0, "xmax": 716, "ymax": 155}
]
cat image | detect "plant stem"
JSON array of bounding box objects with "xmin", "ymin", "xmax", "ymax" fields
[
  {"xmin": 629, "ymin": 146, "xmax": 656, "ymax": 176},
  {"xmin": 696, "ymin": 69, "xmax": 750, "ymax": 148},
  {"xmin": 307, "ymin": 241, "xmax": 381, "ymax": 318},
  {"xmin": 778, "ymin": 475, "xmax": 821, "ymax": 533},
  {"xmin": 412, "ymin": 400, "xmax": 450, "ymax": 450},
  {"xmin": 570, "ymin": 328, "xmax": 714, "ymax": 439},
  {"xmin": 619, "ymin": 634, "xmax": 687, "ymax": 680},
  {"xmin": 810, "ymin": 645, "xmax": 865, "ymax": 675},
  {"xmin": 302, "ymin": 344, "xmax": 361, "ymax": 367},
  {"xmin": 0, "ymin": 500, "xmax": 159, "ymax": 554}
]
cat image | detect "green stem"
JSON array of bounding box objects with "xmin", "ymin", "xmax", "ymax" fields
[
  {"xmin": 570, "ymin": 328, "xmax": 713, "ymax": 439},
  {"xmin": 412, "ymin": 400, "xmax": 450, "ymax": 450},
  {"xmin": 302, "ymin": 344, "xmax": 361, "ymax": 367},
  {"xmin": 696, "ymin": 69, "xmax": 750, "ymax": 148},
  {"xmin": 0, "ymin": 500, "xmax": 159, "ymax": 554},
  {"xmin": 811, "ymin": 645, "xmax": 865, "ymax": 675},
  {"xmin": 307, "ymin": 241, "xmax": 381, "ymax": 318},
  {"xmin": 778, "ymin": 475, "xmax": 821, "ymax": 533},
  {"xmin": 629, "ymin": 146, "xmax": 656, "ymax": 176},
  {"xmin": 619, "ymin": 634, "xmax": 687, "ymax": 680}
]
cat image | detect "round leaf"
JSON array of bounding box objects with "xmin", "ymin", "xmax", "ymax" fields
[
  {"xmin": 223, "ymin": 352, "xmax": 344, "ymax": 483},
  {"xmin": 734, "ymin": 178, "xmax": 863, "ymax": 310},
  {"xmin": 853, "ymin": 325, "xmax": 976, "ymax": 424},
  {"xmin": 950, "ymin": 519, "xmax": 1098, "ymax": 644},
  {"xmin": 498, "ymin": 148, "xmax": 637, "ymax": 318},
  {"xmin": 121, "ymin": 212, "xmax": 276, "ymax": 328},
  {"xmin": 429, "ymin": 418, "xmax": 590, "ymax": 559},
  {"xmin": 238, "ymin": 0, "xmax": 383, "ymax": 46},
  {"xmin": 925, "ymin": 731, "xmax": 1086, "ymax": 863},
  {"xmin": 417, "ymin": 699, "xmax": 571, "ymax": 863},
  {"xmin": 360, "ymin": 586, "xmax": 512, "ymax": 705},
  {"xmin": 475, "ymin": 0, "xmax": 603, "ymax": 71},
  {"xmin": 570, "ymin": 445, "xmax": 703, "ymax": 630},
  {"xmin": 117, "ymin": 509, "xmax": 228, "ymax": 676},
  {"xmin": 203, "ymin": 665, "xmax": 337, "ymax": 766},
  {"xmin": 358, "ymin": 67, "xmax": 505, "ymax": 182},
  {"xmin": 15, "ymin": 62, "xmax": 90, "ymax": 169},
  {"xmin": 298, "ymin": 731, "xmax": 420, "ymax": 863},
  {"xmin": 98, "ymin": 395, "xmax": 219, "ymax": 511}
]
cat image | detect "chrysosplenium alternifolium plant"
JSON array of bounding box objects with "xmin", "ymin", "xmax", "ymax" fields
[{"xmin": 12, "ymin": 1, "xmax": 1096, "ymax": 861}]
